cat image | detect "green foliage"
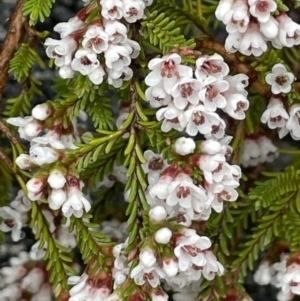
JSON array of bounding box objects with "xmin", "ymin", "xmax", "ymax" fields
[
  {"xmin": 141, "ymin": 10, "xmax": 196, "ymax": 54},
  {"xmin": 29, "ymin": 202, "xmax": 77, "ymax": 292},
  {"xmin": 9, "ymin": 44, "xmax": 37, "ymax": 83},
  {"xmin": 3, "ymin": 77, "xmax": 42, "ymax": 117},
  {"xmin": 53, "ymin": 75, "xmax": 114, "ymax": 130},
  {"xmin": 23, "ymin": 0, "xmax": 56, "ymax": 26},
  {"xmin": 69, "ymin": 215, "xmax": 111, "ymax": 273},
  {"xmin": 249, "ymin": 167, "xmax": 300, "ymax": 208}
]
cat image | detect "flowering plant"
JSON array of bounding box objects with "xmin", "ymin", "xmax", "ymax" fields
[{"xmin": 1, "ymin": 0, "xmax": 300, "ymax": 300}]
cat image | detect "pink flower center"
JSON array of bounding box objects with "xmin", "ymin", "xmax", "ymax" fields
[
  {"xmin": 176, "ymin": 187, "xmax": 191, "ymax": 198},
  {"xmin": 275, "ymin": 75, "xmax": 287, "ymax": 86},
  {"xmin": 193, "ymin": 112, "xmax": 205, "ymax": 125},
  {"xmin": 81, "ymin": 56, "xmax": 92, "ymax": 65},
  {"xmin": 182, "ymin": 245, "xmax": 202, "ymax": 256},
  {"xmin": 161, "ymin": 60, "xmax": 179, "ymax": 78},
  {"xmin": 203, "ymin": 62, "xmax": 222, "ymax": 75},
  {"xmin": 270, "ymin": 116, "xmax": 282, "ymax": 123},
  {"xmin": 180, "ymin": 84, "xmax": 193, "ymax": 98},
  {"xmin": 206, "ymin": 86, "xmax": 218, "ymax": 101},
  {"xmin": 257, "ymin": 1, "xmax": 269, "ymax": 12},
  {"xmin": 148, "ymin": 158, "xmax": 164, "ymax": 171},
  {"xmin": 234, "ymin": 101, "xmax": 246, "ymax": 112},
  {"xmin": 143, "ymin": 273, "xmax": 154, "ymax": 281},
  {"xmin": 128, "ymin": 7, "xmax": 138, "ymax": 16},
  {"xmin": 91, "ymin": 37, "xmax": 104, "ymax": 47},
  {"xmin": 4, "ymin": 219, "xmax": 15, "ymax": 228},
  {"xmin": 217, "ymin": 190, "xmax": 231, "ymax": 202}
]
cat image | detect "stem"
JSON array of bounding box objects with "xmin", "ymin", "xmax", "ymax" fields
[{"xmin": 0, "ymin": 0, "xmax": 27, "ymax": 103}]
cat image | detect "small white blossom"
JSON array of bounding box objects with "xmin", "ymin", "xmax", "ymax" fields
[
  {"xmin": 82, "ymin": 25, "xmax": 109, "ymax": 53},
  {"xmin": 174, "ymin": 137, "xmax": 196, "ymax": 156},
  {"xmin": 265, "ymin": 64, "xmax": 294, "ymax": 94},
  {"xmin": 154, "ymin": 227, "xmax": 172, "ymax": 244},
  {"xmin": 0, "ymin": 207, "xmax": 24, "ymax": 241},
  {"xmin": 249, "ymin": 0, "xmax": 277, "ymax": 23}
]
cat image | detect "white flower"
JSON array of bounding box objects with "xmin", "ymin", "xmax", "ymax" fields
[
  {"xmin": 145, "ymin": 53, "xmax": 193, "ymax": 94},
  {"xmin": 183, "ymin": 105, "xmax": 226, "ymax": 138},
  {"xmin": 223, "ymin": 92, "xmax": 249, "ymax": 120},
  {"xmin": 257, "ymin": 136, "xmax": 278, "ymax": 163},
  {"xmin": 259, "ymin": 16, "xmax": 279, "ymax": 39},
  {"xmin": 286, "ymin": 104, "xmax": 300, "ymax": 140},
  {"xmin": 166, "ymin": 172, "xmax": 208, "ymax": 220},
  {"xmin": 241, "ymin": 139, "xmax": 260, "ymax": 167},
  {"xmin": 107, "ymin": 66, "xmax": 133, "ymax": 88},
  {"xmin": 225, "ymin": 31, "xmax": 243, "ymax": 53},
  {"xmin": 171, "ymin": 77, "xmax": 202, "ymax": 110},
  {"xmin": 265, "ymin": 64, "xmax": 294, "ymax": 94},
  {"xmin": 142, "ymin": 151, "xmax": 168, "ymax": 186},
  {"xmin": 239, "ymin": 23, "xmax": 267, "ymax": 57},
  {"xmin": 249, "ymin": 0, "xmax": 277, "ymax": 23},
  {"xmin": 154, "ymin": 227, "xmax": 172, "ymax": 244},
  {"xmin": 44, "ymin": 37, "xmax": 77, "ymax": 67},
  {"xmin": 0, "ymin": 207, "xmax": 24, "ymax": 241},
  {"xmin": 82, "ymin": 25, "xmax": 109, "ymax": 53},
  {"xmin": 146, "ymin": 82, "xmax": 172, "ymax": 108},
  {"xmin": 11, "ymin": 190, "xmax": 31, "ymax": 212},
  {"xmin": 215, "ymin": 0, "xmax": 234, "ymax": 21},
  {"xmin": 88, "ymin": 65, "xmax": 106, "ymax": 85},
  {"xmin": 174, "ymin": 137, "xmax": 196, "ymax": 156},
  {"xmin": 104, "ymin": 20, "xmax": 127, "ymax": 44},
  {"xmin": 30, "ymin": 240, "xmax": 47, "ymax": 260},
  {"xmin": 59, "ymin": 64, "xmax": 75, "ymax": 79},
  {"xmin": 21, "ymin": 268, "xmax": 45, "ymax": 293},
  {"xmin": 0, "ymin": 284, "xmax": 22, "ymax": 301},
  {"xmin": 276, "ymin": 13, "xmax": 300, "ymax": 47},
  {"xmin": 29, "ymin": 145, "xmax": 59, "ymax": 165},
  {"xmin": 48, "ymin": 170, "xmax": 67, "ymax": 189},
  {"xmin": 31, "ymin": 284, "xmax": 52, "ymax": 301},
  {"xmin": 48, "ymin": 189, "xmax": 67, "ymax": 210},
  {"xmin": 6, "ymin": 116, "xmax": 43, "ymax": 141},
  {"xmin": 54, "ymin": 16, "xmax": 85, "ymax": 38},
  {"xmin": 195, "ymin": 54, "xmax": 229, "ymax": 80},
  {"xmin": 261, "ymin": 96, "xmax": 289, "ymax": 129},
  {"xmin": 163, "ymin": 258, "xmax": 179, "ymax": 277},
  {"xmin": 101, "ymin": 0, "xmax": 123, "ymax": 20},
  {"xmin": 16, "ymin": 154, "xmax": 32, "ymax": 170},
  {"xmin": 156, "ymin": 104, "xmax": 185, "ymax": 132},
  {"xmin": 140, "ymin": 249, "xmax": 157, "ymax": 267},
  {"xmin": 149, "ymin": 206, "xmax": 168, "ymax": 223},
  {"xmin": 201, "ymin": 140, "xmax": 222, "ymax": 155},
  {"xmin": 123, "ymin": 0, "xmax": 145, "ymax": 23},
  {"xmin": 223, "ymin": 0, "xmax": 250, "ymax": 33},
  {"xmin": 130, "ymin": 263, "xmax": 164, "ymax": 287},
  {"xmin": 202, "ymin": 251, "xmax": 224, "ymax": 280},
  {"xmin": 104, "ymin": 45, "xmax": 131, "ymax": 71},
  {"xmin": 282, "ymin": 262, "xmax": 300, "ymax": 295},
  {"xmin": 71, "ymin": 49, "xmax": 100, "ymax": 76},
  {"xmin": 32, "ymin": 103, "xmax": 52, "ymax": 120},
  {"xmin": 174, "ymin": 229, "xmax": 211, "ymax": 271},
  {"xmin": 62, "ymin": 185, "xmax": 91, "ymax": 217},
  {"xmin": 199, "ymin": 77, "xmax": 229, "ymax": 111},
  {"xmin": 254, "ymin": 261, "xmax": 274, "ymax": 285}
]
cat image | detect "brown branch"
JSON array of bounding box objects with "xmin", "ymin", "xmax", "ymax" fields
[
  {"xmin": 0, "ymin": 0, "xmax": 27, "ymax": 103},
  {"xmin": 0, "ymin": 146, "xmax": 14, "ymax": 170},
  {"xmin": 195, "ymin": 40, "xmax": 271, "ymax": 98},
  {"xmin": 0, "ymin": 118, "xmax": 24, "ymax": 150}
]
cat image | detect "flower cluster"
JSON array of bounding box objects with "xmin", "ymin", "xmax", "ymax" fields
[
  {"xmin": 45, "ymin": 0, "xmax": 151, "ymax": 85},
  {"xmin": 254, "ymin": 251, "xmax": 300, "ymax": 301},
  {"xmin": 145, "ymin": 53, "xmax": 249, "ymax": 137},
  {"xmin": 7, "ymin": 104, "xmax": 92, "ymax": 218},
  {"xmin": 241, "ymin": 136, "xmax": 278, "ymax": 167},
  {"xmin": 0, "ymin": 251, "xmax": 54, "ymax": 301},
  {"xmin": 261, "ymin": 97, "xmax": 300, "ymax": 141},
  {"xmin": 216, "ymin": 0, "xmax": 300, "ymax": 56}
]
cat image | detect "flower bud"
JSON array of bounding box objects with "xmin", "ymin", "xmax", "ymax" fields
[
  {"xmin": 174, "ymin": 137, "xmax": 196, "ymax": 156},
  {"xmin": 32, "ymin": 104, "xmax": 52, "ymax": 121},
  {"xmin": 139, "ymin": 249, "xmax": 156, "ymax": 267},
  {"xmin": 26, "ymin": 178, "xmax": 44, "ymax": 193},
  {"xmin": 163, "ymin": 258, "xmax": 178, "ymax": 277},
  {"xmin": 48, "ymin": 189, "xmax": 67, "ymax": 210},
  {"xmin": 48, "ymin": 171, "xmax": 67, "ymax": 189},
  {"xmin": 16, "ymin": 154, "xmax": 32, "ymax": 170},
  {"xmin": 154, "ymin": 227, "xmax": 172, "ymax": 244},
  {"xmin": 201, "ymin": 140, "xmax": 222, "ymax": 155},
  {"xmin": 149, "ymin": 206, "xmax": 167, "ymax": 222}
]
